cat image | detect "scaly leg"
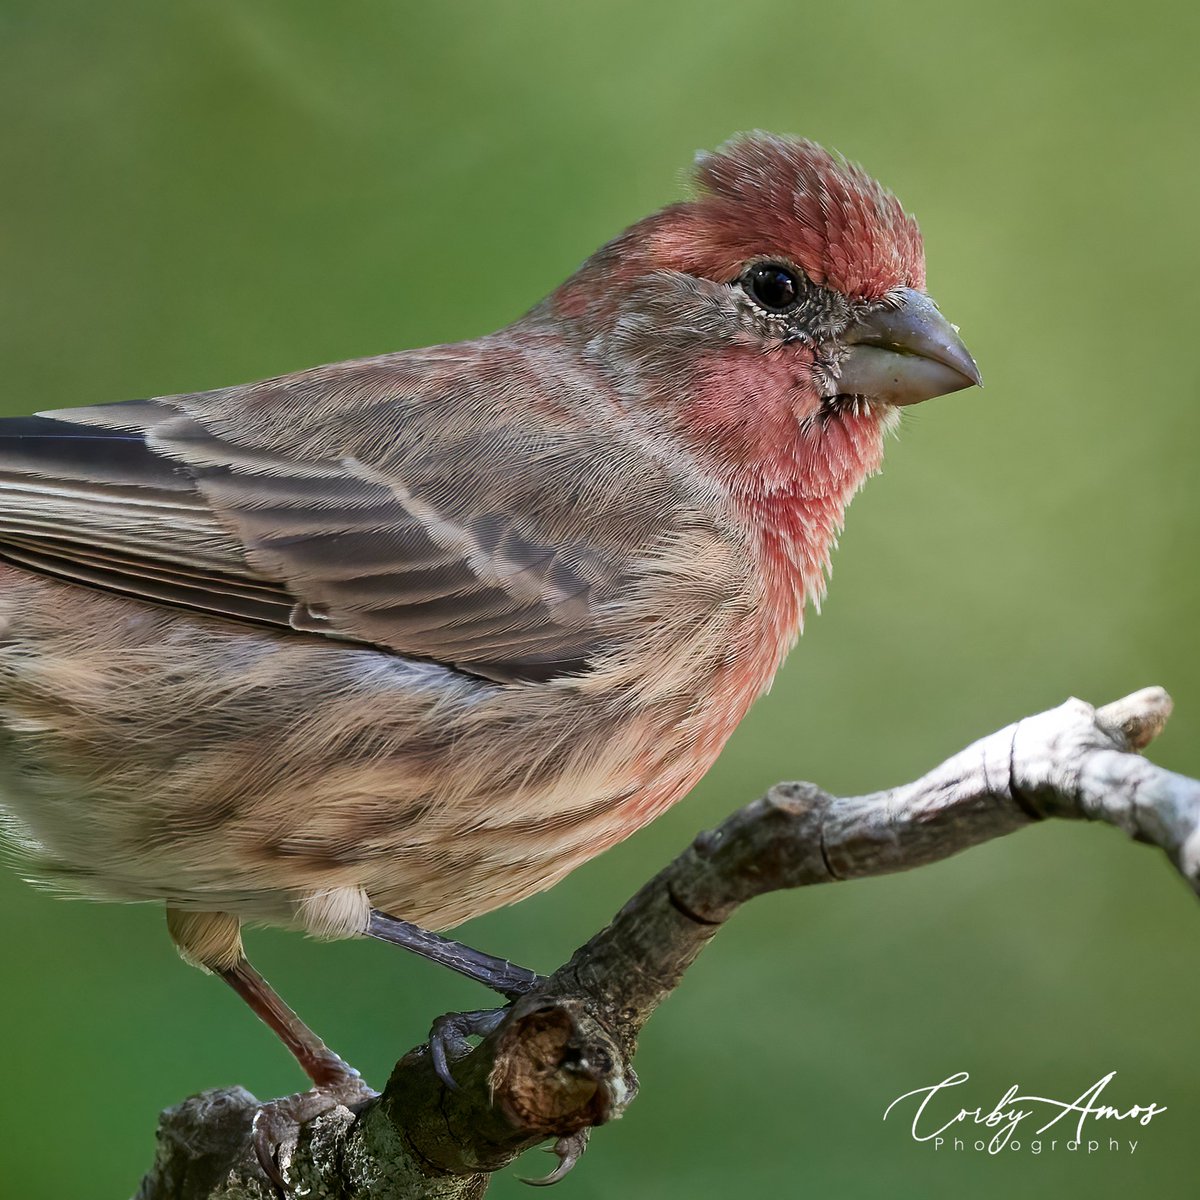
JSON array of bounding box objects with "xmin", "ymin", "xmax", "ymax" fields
[
  {"xmin": 218, "ymin": 957, "xmax": 361, "ymax": 1090},
  {"xmin": 167, "ymin": 907, "xmax": 374, "ymax": 1191},
  {"xmin": 366, "ymin": 909, "xmax": 543, "ymax": 997},
  {"xmin": 367, "ymin": 909, "xmax": 546, "ymax": 1089}
]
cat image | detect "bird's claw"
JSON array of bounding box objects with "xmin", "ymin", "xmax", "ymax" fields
[
  {"xmin": 520, "ymin": 1129, "xmax": 591, "ymax": 1186},
  {"xmin": 251, "ymin": 1076, "xmax": 377, "ymax": 1195},
  {"xmin": 428, "ymin": 1006, "xmax": 509, "ymax": 1090}
]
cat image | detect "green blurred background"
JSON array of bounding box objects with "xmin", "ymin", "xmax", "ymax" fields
[{"xmin": 1, "ymin": 2, "xmax": 1198, "ymax": 1196}]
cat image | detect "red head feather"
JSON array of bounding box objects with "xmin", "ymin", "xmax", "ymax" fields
[{"xmin": 653, "ymin": 133, "xmax": 926, "ymax": 301}]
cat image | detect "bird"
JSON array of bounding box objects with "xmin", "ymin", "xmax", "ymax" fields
[{"xmin": 0, "ymin": 133, "xmax": 978, "ymax": 1122}]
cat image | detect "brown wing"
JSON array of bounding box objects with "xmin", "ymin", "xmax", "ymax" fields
[{"xmin": 0, "ymin": 340, "xmax": 692, "ymax": 682}]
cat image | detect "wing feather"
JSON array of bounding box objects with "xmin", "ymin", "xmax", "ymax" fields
[{"xmin": 0, "ymin": 342, "xmax": 703, "ymax": 681}]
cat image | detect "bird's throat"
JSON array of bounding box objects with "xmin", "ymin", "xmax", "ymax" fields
[{"xmin": 736, "ymin": 406, "xmax": 891, "ymax": 659}]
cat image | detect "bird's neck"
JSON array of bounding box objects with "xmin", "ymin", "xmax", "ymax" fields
[
  {"xmin": 533, "ymin": 313, "xmax": 892, "ymax": 644},
  {"xmin": 685, "ymin": 353, "xmax": 893, "ymax": 656}
]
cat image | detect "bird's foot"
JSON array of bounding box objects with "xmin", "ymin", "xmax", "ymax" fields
[
  {"xmin": 251, "ymin": 1074, "xmax": 377, "ymax": 1195},
  {"xmin": 428, "ymin": 1005, "xmax": 510, "ymax": 1089},
  {"xmin": 521, "ymin": 1129, "xmax": 592, "ymax": 1187}
]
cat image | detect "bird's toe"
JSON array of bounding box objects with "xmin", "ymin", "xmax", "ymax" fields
[
  {"xmin": 251, "ymin": 1076, "xmax": 378, "ymax": 1195},
  {"xmin": 428, "ymin": 1006, "xmax": 510, "ymax": 1090}
]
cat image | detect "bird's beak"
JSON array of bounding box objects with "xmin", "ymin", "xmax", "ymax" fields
[{"xmin": 834, "ymin": 287, "xmax": 981, "ymax": 407}]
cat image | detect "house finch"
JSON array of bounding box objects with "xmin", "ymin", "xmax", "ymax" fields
[{"xmin": 0, "ymin": 135, "xmax": 978, "ymax": 1111}]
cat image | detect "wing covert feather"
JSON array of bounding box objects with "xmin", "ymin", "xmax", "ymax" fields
[{"xmin": 0, "ymin": 342, "xmax": 711, "ymax": 682}]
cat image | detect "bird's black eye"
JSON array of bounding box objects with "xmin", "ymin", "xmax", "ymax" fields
[{"xmin": 742, "ymin": 263, "xmax": 801, "ymax": 313}]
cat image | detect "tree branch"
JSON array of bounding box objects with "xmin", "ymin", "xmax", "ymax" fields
[{"xmin": 135, "ymin": 687, "xmax": 1194, "ymax": 1199}]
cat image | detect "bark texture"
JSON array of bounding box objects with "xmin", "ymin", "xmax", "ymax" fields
[{"xmin": 135, "ymin": 688, "xmax": 1194, "ymax": 1199}]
